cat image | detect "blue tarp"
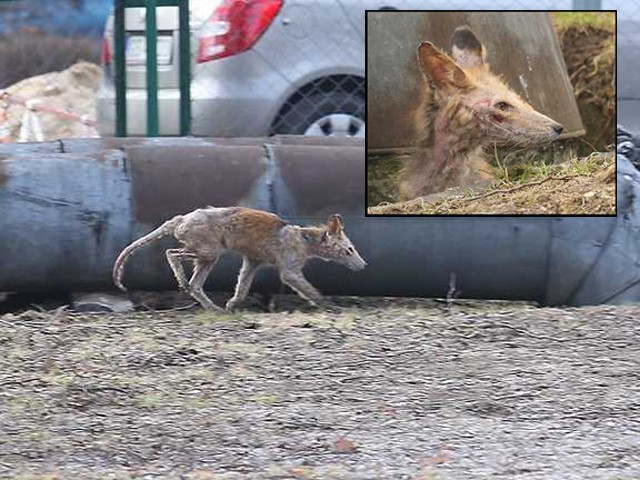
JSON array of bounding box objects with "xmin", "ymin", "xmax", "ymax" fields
[{"xmin": 0, "ymin": 0, "xmax": 111, "ymax": 37}]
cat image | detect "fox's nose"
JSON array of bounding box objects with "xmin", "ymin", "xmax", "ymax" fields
[{"xmin": 553, "ymin": 124, "xmax": 564, "ymax": 135}]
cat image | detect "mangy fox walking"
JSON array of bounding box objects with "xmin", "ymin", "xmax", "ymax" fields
[
  {"xmin": 399, "ymin": 26, "xmax": 564, "ymax": 200},
  {"xmin": 112, "ymin": 206, "xmax": 367, "ymax": 311}
]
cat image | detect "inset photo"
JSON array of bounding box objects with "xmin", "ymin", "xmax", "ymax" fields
[{"xmin": 366, "ymin": 11, "xmax": 616, "ymax": 216}]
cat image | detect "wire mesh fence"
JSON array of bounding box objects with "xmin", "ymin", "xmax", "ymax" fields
[
  {"xmin": 0, "ymin": 0, "xmax": 635, "ymax": 140},
  {"xmin": 95, "ymin": 0, "xmax": 629, "ymax": 139}
]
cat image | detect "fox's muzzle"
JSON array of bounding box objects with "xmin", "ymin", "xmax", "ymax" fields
[{"xmin": 346, "ymin": 253, "xmax": 367, "ymax": 271}]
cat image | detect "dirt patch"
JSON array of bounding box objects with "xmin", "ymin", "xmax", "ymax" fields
[
  {"xmin": 1, "ymin": 298, "xmax": 638, "ymax": 479},
  {"xmin": 368, "ymin": 151, "xmax": 615, "ymax": 215},
  {"xmin": 552, "ymin": 12, "xmax": 616, "ymax": 153},
  {"xmin": 1, "ymin": 61, "xmax": 100, "ymax": 142}
]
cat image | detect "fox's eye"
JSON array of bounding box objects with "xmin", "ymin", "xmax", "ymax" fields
[
  {"xmin": 346, "ymin": 247, "xmax": 354, "ymax": 256},
  {"xmin": 495, "ymin": 101, "xmax": 511, "ymax": 111}
]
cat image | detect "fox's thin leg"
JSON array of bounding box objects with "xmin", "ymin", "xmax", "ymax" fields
[
  {"xmin": 279, "ymin": 268, "xmax": 323, "ymax": 306},
  {"xmin": 165, "ymin": 248, "xmax": 196, "ymax": 291},
  {"xmin": 187, "ymin": 257, "xmax": 220, "ymax": 311},
  {"xmin": 225, "ymin": 257, "xmax": 260, "ymax": 311}
]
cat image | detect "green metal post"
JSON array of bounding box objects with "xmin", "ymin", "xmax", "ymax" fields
[
  {"xmin": 145, "ymin": 0, "xmax": 159, "ymax": 136},
  {"xmin": 121, "ymin": 0, "xmax": 180, "ymax": 6},
  {"xmin": 178, "ymin": 0, "xmax": 191, "ymax": 136},
  {"xmin": 114, "ymin": 0, "xmax": 127, "ymax": 136},
  {"xmin": 113, "ymin": 0, "xmax": 190, "ymax": 137}
]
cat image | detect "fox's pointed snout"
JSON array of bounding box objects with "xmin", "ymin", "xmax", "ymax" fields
[
  {"xmin": 553, "ymin": 123, "xmax": 564, "ymax": 135},
  {"xmin": 348, "ymin": 255, "xmax": 367, "ymax": 271}
]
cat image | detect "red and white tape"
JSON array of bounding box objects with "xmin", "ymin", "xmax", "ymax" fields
[{"xmin": 0, "ymin": 89, "xmax": 97, "ymax": 142}]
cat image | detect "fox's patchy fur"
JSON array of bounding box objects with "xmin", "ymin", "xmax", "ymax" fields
[
  {"xmin": 399, "ymin": 26, "xmax": 564, "ymax": 200},
  {"xmin": 112, "ymin": 206, "xmax": 366, "ymax": 311}
]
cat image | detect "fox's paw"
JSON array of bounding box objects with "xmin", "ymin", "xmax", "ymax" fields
[
  {"xmin": 319, "ymin": 301, "xmax": 341, "ymax": 314},
  {"xmin": 225, "ymin": 299, "xmax": 240, "ymax": 312},
  {"xmin": 304, "ymin": 299, "xmax": 337, "ymax": 312}
]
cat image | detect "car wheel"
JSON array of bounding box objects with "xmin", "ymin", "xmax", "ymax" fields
[{"xmin": 273, "ymin": 90, "xmax": 365, "ymax": 137}]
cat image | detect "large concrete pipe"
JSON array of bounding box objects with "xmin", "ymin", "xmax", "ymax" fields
[{"xmin": 0, "ymin": 136, "xmax": 638, "ymax": 306}]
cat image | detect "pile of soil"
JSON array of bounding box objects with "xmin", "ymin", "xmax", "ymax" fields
[
  {"xmin": 1, "ymin": 61, "xmax": 100, "ymax": 141},
  {"xmin": 553, "ymin": 13, "xmax": 616, "ymax": 152},
  {"xmin": 1, "ymin": 298, "xmax": 638, "ymax": 479},
  {"xmin": 368, "ymin": 151, "xmax": 616, "ymax": 215}
]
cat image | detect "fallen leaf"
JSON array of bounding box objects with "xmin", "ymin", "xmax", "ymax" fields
[
  {"xmin": 290, "ymin": 466, "xmax": 312, "ymax": 478},
  {"xmin": 334, "ymin": 436, "xmax": 358, "ymax": 453},
  {"xmin": 423, "ymin": 448, "xmax": 455, "ymax": 465}
]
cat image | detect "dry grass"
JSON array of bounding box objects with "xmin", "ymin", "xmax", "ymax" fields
[
  {"xmin": 0, "ymin": 33, "xmax": 99, "ymax": 89},
  {"xmin": 1, "ymin": 298, "xmax": 638, "ymax": 479},
  {"xmin": 368, "ymin": 151, "xmax": 616, "ymax": 215},
  {"xmin": 551, "ymin": 11, "xmax": 615, "ymax": 31}
]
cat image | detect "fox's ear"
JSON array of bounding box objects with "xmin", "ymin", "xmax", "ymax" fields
[
  {"xmin": 451, "ymin": 25, "xmax": 485, "ymax": 69},
  {"xmin": 327, "ymin": 213, "xmax": 344, "ymax": 235},
  {"xmin": 417, "ymin": 41, "xmax": 472, "ymax": 90}
]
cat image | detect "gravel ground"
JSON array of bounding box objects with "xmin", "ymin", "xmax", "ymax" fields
[{"xmin": 1, "ymin": 297, "xmax": 639, "ymax": 479}]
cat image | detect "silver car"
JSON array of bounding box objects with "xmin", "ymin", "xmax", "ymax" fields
[{"xmin": 96, "ymin": 0, "xmax": 371, "ymax": 137}]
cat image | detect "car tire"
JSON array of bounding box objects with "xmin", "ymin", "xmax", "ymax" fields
[{"xmin": 273, "ymin": 90, "xmax": 365, "ymax": 137}]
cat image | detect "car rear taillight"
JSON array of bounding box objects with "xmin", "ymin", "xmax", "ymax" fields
[
  {"xmin": 197, "ymin": 0, "xmax": 283, "ymax": 63},
  {"xmin": 101, "ymin": 37, "xmax": 111, "ymax": 65}
]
